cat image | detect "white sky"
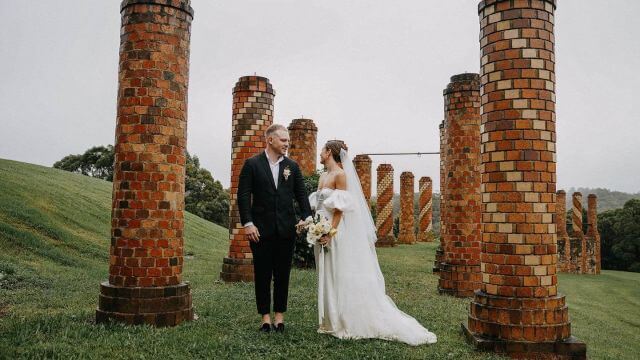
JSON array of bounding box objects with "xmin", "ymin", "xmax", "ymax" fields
[{"xmin": 1, "ymin": 0, "xmax": 639, "ymax": 193}]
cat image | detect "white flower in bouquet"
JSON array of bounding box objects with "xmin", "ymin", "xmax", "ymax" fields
[{"xmin": 302, "ymin": 214, "xmax": 337, "ymax": 251}]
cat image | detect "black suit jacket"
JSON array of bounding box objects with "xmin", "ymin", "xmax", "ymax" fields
[{"xmin": 237, "ymin": 151, "xmax": 312, "ymax": 240}]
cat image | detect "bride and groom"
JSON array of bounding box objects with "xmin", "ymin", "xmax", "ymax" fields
[{"xmin": 237, "ymin": 124, "xmax": 437, "ymax": 346}]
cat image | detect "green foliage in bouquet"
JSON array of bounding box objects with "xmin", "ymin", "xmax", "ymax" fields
[{"xmin": 293, "ymin": 170, "xmax": 321, "ymax": 268}]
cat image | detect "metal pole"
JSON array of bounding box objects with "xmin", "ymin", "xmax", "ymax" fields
[{"xmin": 363, "ymin": 152, "xmax": 440, "ymax": 156}]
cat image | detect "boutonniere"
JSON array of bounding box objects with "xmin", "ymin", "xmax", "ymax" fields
[{"xmin": 283, "ymin": 166, "xmax": 291, "ymax": 181}]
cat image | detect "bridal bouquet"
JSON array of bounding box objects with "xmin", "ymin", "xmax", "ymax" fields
[{"xmin": 300, "ymin": 214, "xmax": 337, "ymax": 250}]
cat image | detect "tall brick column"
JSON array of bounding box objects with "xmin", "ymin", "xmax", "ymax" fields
[
  {"xmin": 438, "ymin": 74, "xmax": 482, "ymax": 297},
  {"xmin": 434, "ymin": 121, "xmax": 447, "ymax": 272},
  {"xmin": 353, "ymin": 154, "xmax": 373, "ymax": 203},
  {"xmin": 96, "ymin": 0, "xmax": 195, "ymax": 327},
  {"xmin": 397, "ymin": 171, "xmax": 416, "ymax": 244},
  {"xmin": 556, "ymin": 190, "xmax": 570, "ymax": 272},
  {"xmin": 220, "ymin": 76, "xmax": 275, "ymax": 282},
  {"xmin": 585, "ymin": 194, "xmax": 600, "ymax": 275},
  {"xmin": 418, "ymin": 177, "xmax": 435, "ymax": 242},
  {"xmin": 570, "ymin": 192, "xmax": 585, "ymax": 274},
  {"xmin": 375, "ymin": 164, "xmax": 395, "ymax": 247},
  {"xmin": 287, "ymin": 118, "xmax": 317, "ymax": 176},
  {"xmin": 463, "ymin": 1, "xmax": 586, "ymax": 358}
]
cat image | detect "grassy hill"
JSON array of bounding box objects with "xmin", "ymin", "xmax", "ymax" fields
[{"xmin": 0, "ymin": 158, "xmax": 638, "ymax": 359}]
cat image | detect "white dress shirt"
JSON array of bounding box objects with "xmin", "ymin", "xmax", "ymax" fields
[{"xmin": 244, "ymin": 150, "xmax": 284, "ymax": 228}]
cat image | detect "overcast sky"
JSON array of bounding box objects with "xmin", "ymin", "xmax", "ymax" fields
[{"xmin": 1, "ymin": 0, "xmax": 639, "ymax": 193}]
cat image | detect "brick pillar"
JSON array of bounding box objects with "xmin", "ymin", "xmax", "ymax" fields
[
  {"xmin": 287, "ymin": 118, "xmax": 317, "ymax": 176},
  {"xmin": 463, "ymin": 1, "xmax": 586, "ymax": 357},
  {"xmin": 418, "ymin": 177, "xmax": 435, "ymax": 242},
  {"xmin": 571, "ymin": 192, "xmax": 585, "ymax": 274},
  {"xmin": 556, "ymin": 190, "xmax": 570, "ymax": 272},
  {"xmin": 375, "ymin": 164, "xmax": 395, "ymax": 247},
  {"xmin": 434, "ymin": 120, "xmax": 446, "ymax": 272},
  {"xmin": 586, "ymin": 194, "xmax": 600, "ymax": 275},
  {"xmin": 438, "ymin": 74, "xmax": 482, "ymax": 297},
  {"xmin": 220, "ymin": 76, "xmax": 275, "ymax": 282},
  {"xmin": 353, "ymin": 154, "xmax": 372, "ymax": 203},
  {"xmin": 96, "ymin": 0, "xmax": 195, "ymax": 327},
  {"xmin": 397, "ymin": 171, "xmax": 416, "ymax": 244}
]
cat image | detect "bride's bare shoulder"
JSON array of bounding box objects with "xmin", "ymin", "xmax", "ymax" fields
[{"xmin": 335, "ymin": 169, "xmax": 346, "ymax": 189}]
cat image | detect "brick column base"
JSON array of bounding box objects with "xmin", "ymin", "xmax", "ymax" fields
[
  {"xmin": 96, "ymin": 282, "xmax": 193, "ymax": 327},
  {"xmin": 433, "ymin": 247, "xmax": 444, "ymax": 273},
  {"xmin": 438, "ymin": 264, "xmax": 481, "ymax": 297},
  {"xmin": 463, "ymin": 291, "xmax": 585, "ymax": 359},
  {"xmin": 220, "ymin": 258, "xmax": 254, "ymax": 282},
  {"xmin": 376, "ymin": 235, "xmax": 396, "ymax": 247}
]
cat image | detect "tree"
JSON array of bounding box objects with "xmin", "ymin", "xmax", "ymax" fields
[
  {"xmin": 184, "ymin": 153, "xmax": 229, "ymax": 228},
  {"xmin": 598, "ymin": 199, "xmax": 640, "ymax": 272},
  {"xmin": 54, "ymin": 145, "xmax": 114, "ymax": 181},
  {"xmin": 293, "ymin": 171, "xmax": 321, "ymax": 268}
]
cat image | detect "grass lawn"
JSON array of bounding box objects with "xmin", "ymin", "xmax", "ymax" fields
[{"xmin": 0, "ymin": 158, "xmax": 638, "ymax": 359}]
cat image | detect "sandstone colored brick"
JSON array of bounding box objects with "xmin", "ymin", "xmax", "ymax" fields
[
  {"xmin": 434, "ymin": 121, "xmax": 447, "ymax": 272},
  {"xmin": 418, "ymin": 177, "xmax": 435, "ymax": 242},
  {"xmin": 438, "ymin": 73, "xmax": 482, "ymax": 298},
  {"xmin": 397, "ymin": 171, "xmax": 416, "ymax": 244},
  {"xmin": 97, "ymin": 0, "xmax": 195, "ymax": 327},
  {"xmin": 221, "ymin": 76, "xmax": 275, "ymax": 283},
  {"xmin": 464, "ymin": 1, "xmax": 586, "ymax": 358},
  {"xmin": 584, "ymin": 194, "xmax": 601, "ymax": 275},
  {"xmin": 375, "ymin": 164, "xmax": 395, "ymax": 247},
  {"xmin": 287, "ymin": 118, "xmax": 317, "ymax": 176},
  {"xmin": 353, "ymin": 154, "xmax": 373, "ymax": 203}
]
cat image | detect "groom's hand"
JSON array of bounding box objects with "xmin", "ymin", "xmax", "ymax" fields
[
  {"xmin": 245, "ymin": 225, "xmax": 261, "ymax": 242},
  {"xmin": 295, "ymin": 220, "xmax": 306, "ymax": 234}
]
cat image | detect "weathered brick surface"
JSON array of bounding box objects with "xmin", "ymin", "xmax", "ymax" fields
[
  {"xmin": 438, "ymin": 74, "xmax": 482, "ymax": 297},
  {"xmin": 97, "ymin": 0, "xmax": 194, "ymax": 327},
  {"xmin": 220, "ymin": 76, "xmax": 275, "ymax": 283},
  {"xmin": 375, "ymin": 164, "xmax": 395, "ymax": 247},
  {"xmin": 556, "ymin": 190, "xmax": 570, "ymax": 272},
  {"xmin": 434, "ymin": 120, "xmax": 446, "ymax": 272},
  {"xmin": 353, "ymin": 154, "xmax": 373, "ymax": 203},
  {"xmin": 465, "ymin": 1, "xmax": 586, "ymax": 358},
  {"xmin": 586, "ymin": 194, "xmax": 601, "ymax": 274},
  {"xmin": 568, "ymin": 192, "xmax": 585, "ymax": 274},
  {"xmin": 562, "ymin": 191, "xmax": 601, "ymax": 275},
  {"xmin": 397, "ymin": 171, "xmax": 416, "ymax": 244},
  {"xmin": 418, "ymin": 177, "xmax": 435, "ymax": 242},
  {"xmin": 287, "ymin": 118, "xmax": 317, "ymax": 176}
]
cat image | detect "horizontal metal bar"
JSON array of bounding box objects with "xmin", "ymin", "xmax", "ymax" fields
[{"xmin": 362, "ymin": 152, "xmax": 440, "ymax": 156}]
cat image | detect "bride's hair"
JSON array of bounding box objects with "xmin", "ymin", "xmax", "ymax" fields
[{"xmin": 324, "ymin": 140, "xmax": 347, "ymax": 163}]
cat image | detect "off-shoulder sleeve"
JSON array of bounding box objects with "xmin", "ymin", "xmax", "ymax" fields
[
  {"xmin": 308, "ymin": 191, "xmax": 318, "ymax": 211},
  {"xmin": 323, "ymin": 189, "xmax": 354, "ymax": 212}
]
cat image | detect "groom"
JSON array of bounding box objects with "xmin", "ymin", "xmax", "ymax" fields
[{"xmin": 237, "ymin": 123, "xmax": 312, "ymax": 333}]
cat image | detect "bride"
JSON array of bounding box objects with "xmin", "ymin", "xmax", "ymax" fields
[{"xmin": 307, "ymin": 140, "xmax": 437, "ymax": 346}]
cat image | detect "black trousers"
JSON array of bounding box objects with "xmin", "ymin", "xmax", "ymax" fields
[{"xmin": 250, "ymin": 236, "xmax": 296, "ymax": 315}]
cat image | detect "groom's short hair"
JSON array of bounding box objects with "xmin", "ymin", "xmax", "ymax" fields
[{"xmin": 266, "ymin": 124, "xmax": 287, "ymax": 138}]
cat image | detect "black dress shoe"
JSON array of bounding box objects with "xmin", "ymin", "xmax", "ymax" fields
[
  {"xmin": 274, "ymin": 323, "xmax": 285, "ymax": 333},
  {"xmin": 259, "ymin": 323, "xmax": 271, "ymax": 332}
]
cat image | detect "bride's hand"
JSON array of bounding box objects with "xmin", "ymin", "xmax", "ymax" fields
[{"xmin": 319, "ymin": 235, "xmax": 331, "ymax": 246}]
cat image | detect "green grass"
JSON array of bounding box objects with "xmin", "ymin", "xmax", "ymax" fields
[{"xmin": 0, "ymin": 158, "xmax": 638, "ymax": 359}]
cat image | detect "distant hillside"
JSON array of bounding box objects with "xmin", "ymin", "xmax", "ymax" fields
[{"xmin": 565, "ymin": 187, "xmax": 640, "ymax": 212}]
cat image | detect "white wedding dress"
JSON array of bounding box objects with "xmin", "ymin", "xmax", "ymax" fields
[{"xmin": 307, "ymin": 150, "xmax": 437, "ymax": 346}]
